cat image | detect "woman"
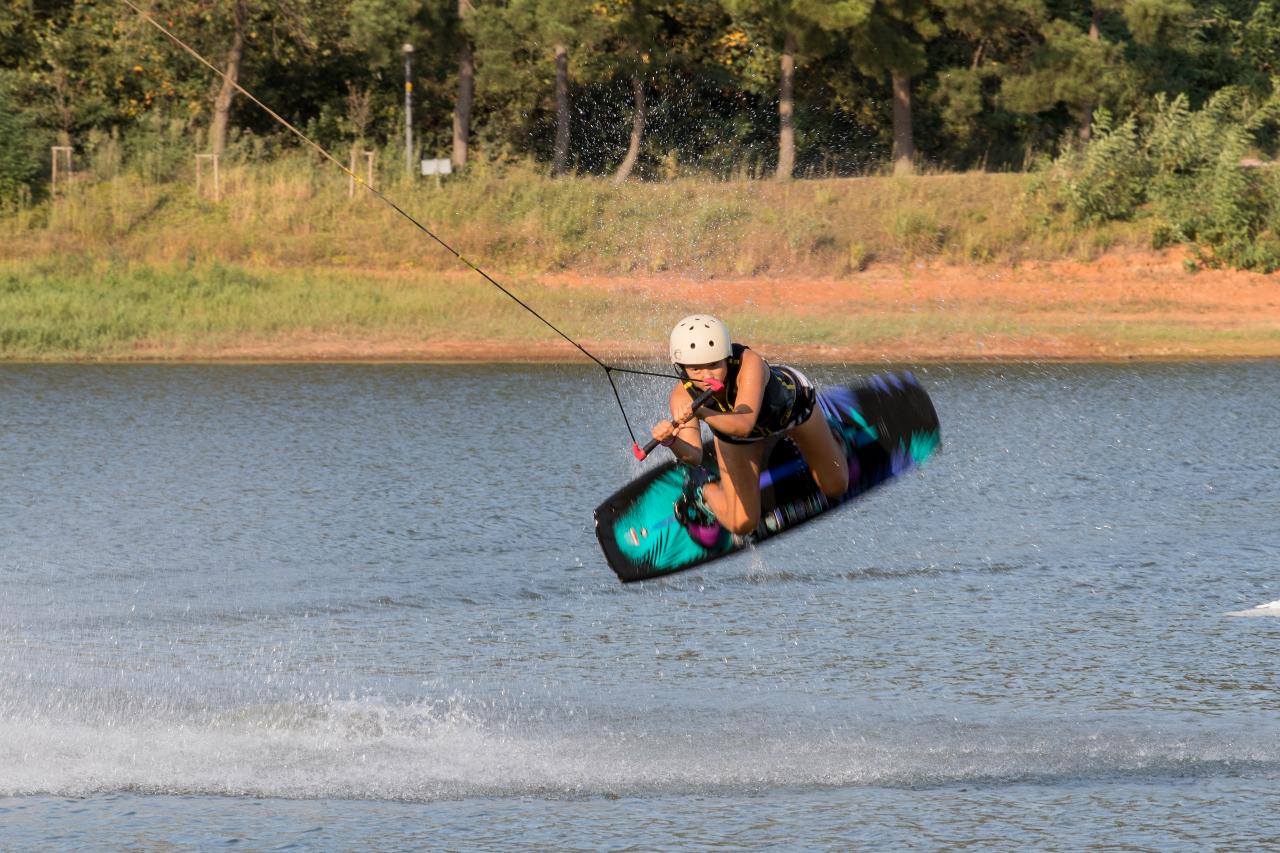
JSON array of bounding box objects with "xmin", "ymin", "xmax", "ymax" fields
[{"xmin": 650, "ymin": 315, "xmax": 849, "ymax": 544}]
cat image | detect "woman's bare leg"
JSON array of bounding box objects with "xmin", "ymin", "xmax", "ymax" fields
[
  {"xmin": 787, "ymin": 410, "xmax": 849, "ymax": 499},
  {"xmin": 700, "ymin": 438, "xmax": 766, "ymax": 536}
]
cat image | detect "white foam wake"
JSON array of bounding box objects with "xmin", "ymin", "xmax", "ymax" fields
[
  {"xmin": 2, "ymin": 696, "xmax": 1277, "ymax": 801},
  {"xmin": 1226, "ymin": 599, "xmax": 1280, "ymax": 617}
]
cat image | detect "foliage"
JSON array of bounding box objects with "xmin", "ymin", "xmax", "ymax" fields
[
  {"xmin": 0, "ymin": 0, "xmax": 1271, "ymax": 177},
  {"xmin": 1061, "ymin": 110, "xmax": 1148, "ymax": 224},
  {"xmin": 0, "ymin": 72, "xmax": 43, "ymax": 205},
  {"xmin": 1, "ymin": 0, "xmax": 1279, "ymax": 268},
  {"xmin": 1043, "ymin": 91, "xmax": 1280, "ymax": 270}
]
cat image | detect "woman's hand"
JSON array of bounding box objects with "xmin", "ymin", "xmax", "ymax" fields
[
  {"xmin": 671, "ymin": 397, "xmax": 697, "ymax": 425},
  {"xmin": 652, "ymin": 399, "xmax": 700, "ymax": 448},
  {"xmin": 651, "ymin": 419, "xmax": 679, "ymax": 446}
]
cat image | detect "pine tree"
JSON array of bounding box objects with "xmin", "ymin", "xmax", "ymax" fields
[
  {"xmin": 1000, "ymin": 0, "xmax": 1129, "ymax": 144},
  {"xmin": 454, "ymin": 0, "xmax": 474, "ymax": 169},
  {"xmin": 722, "ymin": 0, "xmax": 816, "ymax": 180},
  {"xmin": 928, "ymin": 0, "xmax": 1046, "ymax": 165},
  {"xmin": 470, "ymin": 0, "xmax": 609, "ymax": 176},
  {"xmin": 797, "ymin": 0, "xmax": 938, "ymax": 175}
]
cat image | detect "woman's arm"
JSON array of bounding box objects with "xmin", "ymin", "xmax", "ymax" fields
[
  {"xmin": 652, "ymin": 384, "xmax": 705, "ymax": 465},
  {"xmin": 698, "ymin": 349, "xmax": 767, "ymax": 438}
]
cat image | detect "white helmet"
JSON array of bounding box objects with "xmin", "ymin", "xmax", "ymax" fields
[{"xmin": 669, "ymin": 314, "xmax": 732, "ymax": 365}]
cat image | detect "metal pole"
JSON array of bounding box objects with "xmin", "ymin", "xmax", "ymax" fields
[{"xmin": 403, "ymin": 43, "xmax": 414, "ymax": 178}]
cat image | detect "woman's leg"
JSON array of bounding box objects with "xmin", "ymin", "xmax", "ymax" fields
[
  {"xmin": 701, "ymin": 438, "xmax": 766, "ymax": 536},
  {"xmin": 787, "ymin": 409, "xmax": 849, "ymax": 500}
]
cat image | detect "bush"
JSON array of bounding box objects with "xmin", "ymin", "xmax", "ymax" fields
[
  {"xmin": 0, "ymin": 73, "xmax": 44, "ymax": 205},
  {"xmin": 1149, "ymin": 92, "xmax": 1280, "ymax": 270},
  {"xmin": 1048, "ymin": 92, "xmax": 1280, "ymax": 270},
  {"xmin": 1064, "ymin": 111, "xmax": 1148, "ymax": 223}
]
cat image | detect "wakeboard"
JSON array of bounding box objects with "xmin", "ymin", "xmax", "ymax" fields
[{"xmin": 594, "ymin": 371, "xmax": 941, "ymax": 582}]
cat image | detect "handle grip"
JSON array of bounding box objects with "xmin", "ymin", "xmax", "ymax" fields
[{"xmin": 632, "ymin": 377, "xmax": 724, "ymax": 460}]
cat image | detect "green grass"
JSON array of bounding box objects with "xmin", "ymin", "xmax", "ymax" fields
[
  {"xmin": 0, "ymin": 257, "xmax": 1055, "ymax": 360},
  {"xmin": 0, "ymin": 261, "xmax": 575, "ymax": 358},
  {"xmin": 3, "ymin": 160, "xmax": 1259, "ymax": 361},
  {"xmin": 2, "ymin": 257, "xmax": 1275, "ymax": 360}
]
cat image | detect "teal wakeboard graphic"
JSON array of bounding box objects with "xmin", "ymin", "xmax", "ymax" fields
[{"xmin": 594, "ymin": 371, "xmax": 941, "ymax": 582}]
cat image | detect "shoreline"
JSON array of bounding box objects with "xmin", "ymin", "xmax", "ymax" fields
[
  {"xmin": 6, "ymin": 345, "xmax": 1279, "ymax": 365},
  {"xmin": 4, "ymin": 249, "xmax": 1278, "ymax": 363}
]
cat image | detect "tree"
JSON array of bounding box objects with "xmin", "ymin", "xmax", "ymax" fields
[
  {"xmin": 208, "ymin": 0, "xmax": 247, "ymax": 156},
  {"xmin": 341, "ymin": 0, "xmax": 459, "ymax": 156},
  {"xmin": 925, "ymin": 0, "xmax": 1048, "ymax": 166},
  {"xmin": 470, "ymin": 0, "xmax": 609, "ymax": 175},
  {"xmin": 123, "ymin": 0, "xmax": 352, "ymax": 156},
  {"xmin": 797, "ymin": 0, "xmax": 939, "ymax": 175},
  {"xmin": 1, "ymin": 0, "xmax": 41, "ymax": 72},
  {"xmin": 722, "ymin": 0, "xmax": 816, "ymax": 180},
  {"xmin": 0, "ymin": 70, "xmax": 42, "ymax": 202},
  {"xmin": 453, "ymin": 0, "xmax": 473, "ymax": 169},
  {"xmin": 999, "ymin": 0, "xmax": 1131, "ymax": 144},
  {"xmin": 20, "ymin": 0, "xmax": 147, "ymax": 145},
  {"xmin": 607, "ymin": 0, "xmax": 661, "ymax": 184},
  {"xmin": 775, "ymin": 28, "xmax": 797, "ymax": 178}
]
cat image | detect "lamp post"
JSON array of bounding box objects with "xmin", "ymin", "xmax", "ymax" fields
[{"xmin": 403, "ymin": 43, "xmax": 414, "ymax": 178}]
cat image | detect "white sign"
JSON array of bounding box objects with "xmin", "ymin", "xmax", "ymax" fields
[{"xmin": 421, "ymin": 158, "xmax": 453, "ymax": 176}]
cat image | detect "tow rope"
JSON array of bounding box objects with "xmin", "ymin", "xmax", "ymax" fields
[{"xmin": 121, "ymin": 0, "xmax": 676, "ymax": 452}]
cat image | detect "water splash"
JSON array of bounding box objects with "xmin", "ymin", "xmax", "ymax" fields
[{"xmin": 2, "ymin": 694, "xmax": 1276, "ymax": 801}]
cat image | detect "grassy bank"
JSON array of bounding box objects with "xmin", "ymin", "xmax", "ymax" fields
[
  {"xmin": 0, "ymin": 261, "xmax": 610, "ymax": 359},
  {"xmin": 4, "ymin": 253, "xmax": 1277, "ymax": 361},
  {"xmin": 1, "ymin": 159, "xmax": 1151, "ymax": 278},
  {"xmin": 7, "ymin": 161, "xmax": 1271, "ymax": 362},
  {"xmin": 0, "ymin": 259, "xmax": 997, "ymax": 360}
]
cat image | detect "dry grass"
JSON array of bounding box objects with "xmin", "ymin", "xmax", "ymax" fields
[
  {"xmin": 1, "ymin": 158, "xmax": 1153, "ymax": 279},
  {"xmin": 8, "ymin": 161, "xmax": 1241, "ymax": 361}
]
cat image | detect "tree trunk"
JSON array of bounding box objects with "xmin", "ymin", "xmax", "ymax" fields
[
  {"xmin": 613, "ymin": 75, "xmax": 646, "ymax": 185},
  {"xmin": 775, "ymin": 30, "xmax": 796, "ymax": 181},
  {"xmin": 891, "ymin": 71, "xmax": 915, "ymax": 175},
  {"xmin": 1079, "ymin": 6, "xmax": 1101, "ymax": 143},
  {"xmin": 552, "ymin": 43, "xmax": 570, "ymax": 176},
  {"xmin": 452, "ymin": 0, "xmax": 474, "ymax": 169},
  {"xmin": 50, "ymin": 66, "xmax": 75, "ymax": 142},
  {"xmin": 210, "ymin": 0, "xmax": 248, "ymax": 157}
]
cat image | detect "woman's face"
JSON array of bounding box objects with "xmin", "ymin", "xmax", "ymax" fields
[{"xmin": 683, "ymin": 359, "xmax": 729, "ymax": 390}]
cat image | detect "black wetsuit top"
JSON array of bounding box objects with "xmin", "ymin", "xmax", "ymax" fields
[{"xmin": 700, "ymin": 344, "xmax": 816, "ymax": 445}]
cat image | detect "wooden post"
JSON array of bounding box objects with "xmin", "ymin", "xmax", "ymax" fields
[
  {"xmin": 349, "ymin": 149, "xmax": 375, "ymax": 199},
  {"xmin": 51, "ymin": 146, "xmax": 73, "ymax": 192},
  {"xmin": 195, "ymin": 153, "xmax": 221, "ymax": 201}
]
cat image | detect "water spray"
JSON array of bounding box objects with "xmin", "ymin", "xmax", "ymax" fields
[{"xmin": 119, "ymin": 0, "xmax": 675, "ymax": 453}]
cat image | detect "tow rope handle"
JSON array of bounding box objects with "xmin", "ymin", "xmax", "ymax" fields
[{"xmin": 632, "ymin": 378, "xmax": 725, "ymax": 460}]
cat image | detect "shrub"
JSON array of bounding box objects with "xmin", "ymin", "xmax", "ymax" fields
[
  {"xmin": 1047, "ymin": 92, "xmax": 1280, "ymax": 270},
  {"xmin": 1064, "ymin": 111, "xmax": 1148, "ymax": 224},
  {"xmin": 0, "ymin": 73, "xmax": 43, "ymax": 205}
]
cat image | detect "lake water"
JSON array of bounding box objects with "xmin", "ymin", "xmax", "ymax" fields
[{"xmin": 1, "ymin": 362, "xmax": 1277, "ymax": 851}]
